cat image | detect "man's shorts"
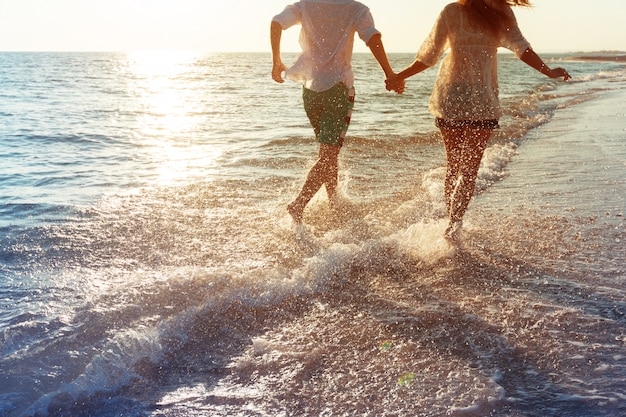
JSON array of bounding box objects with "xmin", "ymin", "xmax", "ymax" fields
[{"xmin": 303, "ymin": 82, "xmax": 355, "ymax": 147}]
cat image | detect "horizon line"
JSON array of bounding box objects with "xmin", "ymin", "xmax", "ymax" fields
[{"xmin": 1, "ymin": 49, "xmax": 623, "ymax": 55}]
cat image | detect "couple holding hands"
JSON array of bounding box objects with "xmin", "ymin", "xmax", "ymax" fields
[{"xmin": 271, "ymin": 0, "xmax": 570, "ymax": 241}]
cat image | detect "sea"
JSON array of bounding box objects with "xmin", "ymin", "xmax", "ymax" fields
[{"xmin": 0, "ymin": 51, "xmax": 624, "ymax": 417}]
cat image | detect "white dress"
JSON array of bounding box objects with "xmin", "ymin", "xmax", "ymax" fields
[{"xmin": 417, "ymin": 2, "xmax": 531, "ymax": 120}]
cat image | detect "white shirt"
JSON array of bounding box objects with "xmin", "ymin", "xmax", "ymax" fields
[
  {"xmin": 417, "ymin": 2, "xmax": 531, "ymax": 120},
  {"xmin": 273, "ymin": 0, "xmax": 380, "ymax": 92}
]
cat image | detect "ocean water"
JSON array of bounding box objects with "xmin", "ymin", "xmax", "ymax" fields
[{"xmin": 0, "ymin": 51, "xmax": 624, "ymax": 417}]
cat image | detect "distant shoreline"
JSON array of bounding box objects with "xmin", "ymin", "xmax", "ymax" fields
[{"xmin": 566, "ymin": 55, "xmax": 626, "ymax": 62}]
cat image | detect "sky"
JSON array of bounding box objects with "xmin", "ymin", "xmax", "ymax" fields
[{"xmin": 0, "ymin": 0, "xmax": 624, "ymax": 54}]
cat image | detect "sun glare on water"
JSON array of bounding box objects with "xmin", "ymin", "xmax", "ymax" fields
[{"xmin": 124, "ymin": 50, "xmax": 222, "ymax": 185}]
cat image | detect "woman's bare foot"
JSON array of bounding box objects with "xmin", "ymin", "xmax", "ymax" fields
[{"xmin": 444, "ymin": 220, "xmax": 463, "ymax": 242}]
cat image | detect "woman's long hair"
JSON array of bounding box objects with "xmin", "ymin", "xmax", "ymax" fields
[{"xmin": 460, "ymin": 0, "xmax": 532, "ymax": 34}]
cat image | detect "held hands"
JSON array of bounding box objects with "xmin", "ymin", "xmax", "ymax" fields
[
  {"xmin": 385, "ymin": 74, "xmax": 405, "ymax": 94},
  {"xmin": 272, "ymin": 60, "xmax": 410, "ymax": 94}
]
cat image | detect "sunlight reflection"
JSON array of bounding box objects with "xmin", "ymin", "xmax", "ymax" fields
[
  {"xmin": 125, "ymin": 50, "xmax": 221, "ymax": 184},
  {"xmin": 153, "ymin": 145, "xmax": 223, "ymax": 184},
  {"xmin": 127, "ymin": 50, "xmax": 199, "ymax": 78},
  {"xmin": 128, "ymin": 50, "xmax": 202, "ymax": 136}
]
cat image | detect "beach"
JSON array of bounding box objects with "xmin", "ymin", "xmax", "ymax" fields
[
  {"xmin": 175, "ymin": 85, "xmax": 626, "ymax": 417},
  {"xmin": 0, "ymin": 51, "xmax": 624, "ymax": 417},
  {"xmin": 470, "ymin": 83, "xmax": 625, "ymax": 285}
]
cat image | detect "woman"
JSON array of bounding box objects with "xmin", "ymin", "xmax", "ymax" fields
[{"xmin": 386, "ymin": 0, "xmax": 570, "ymax": 241}]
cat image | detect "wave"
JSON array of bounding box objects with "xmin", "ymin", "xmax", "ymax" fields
[
  {"xmin": 9, "ymin": 209, "xmax": 460, "ymax": 416},
  {"xmin": 9, "ymin": 196, "xmax": 625, "ymax": 416}
]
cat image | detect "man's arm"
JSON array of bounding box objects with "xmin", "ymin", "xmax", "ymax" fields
[
  {"xmin": 367, "ymin": 34, "xmax": 403, "ymax": 93},
  {"xmin": 271, "ymin": 21, "xmax": 287, "ymax": 83}
]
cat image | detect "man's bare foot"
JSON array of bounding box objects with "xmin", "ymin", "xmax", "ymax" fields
[
  {"xmin": 444, "ymin": 220, "xmax": 463, "ymax": 242},
  {"xmin": 287, "ymin": 202, "xmax": 303, "ymax": 224},
  {"xmin": 328, "ymin": 195, "xmax": 340, "ymax": 212}
]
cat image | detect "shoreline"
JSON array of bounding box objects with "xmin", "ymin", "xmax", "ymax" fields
[{"xmin": 476, "ymin": 85, "xmax": 626, "ymax": 218}]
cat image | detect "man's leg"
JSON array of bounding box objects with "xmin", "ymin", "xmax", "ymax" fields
[
  {"xmin": 289, "ymin": 83, "xmax": 351, "ymax": 223},
  {"xmin": 288, "ymin": 143, "xmax": 341, "ymax": 223}
]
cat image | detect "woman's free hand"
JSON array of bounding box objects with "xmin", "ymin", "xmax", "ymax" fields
[{"xmin": 548, "ymin": 67, "xmax": 571, "ymax": 81}]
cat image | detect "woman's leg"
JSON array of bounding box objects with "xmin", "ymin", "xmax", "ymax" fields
[
  {"xmin": 440, "ymin": 127, "xmax": 492, "ymax": 232},
  {"xmin": 441, "ymin": 127, "xmax": 464, "ymax": 216}
]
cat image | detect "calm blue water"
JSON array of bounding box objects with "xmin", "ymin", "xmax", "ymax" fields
[{"xmin": 0, "ymin": 51, "xmax": 625, "ymax": 417}]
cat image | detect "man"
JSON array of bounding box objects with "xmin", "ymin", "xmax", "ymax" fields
[{"xmin": 271, "ymin": 0, "xmax": 403, "ymax": 224}]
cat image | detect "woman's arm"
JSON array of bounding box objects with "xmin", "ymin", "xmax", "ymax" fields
[
  {"xmin": 520, "ymin": 47, "xmax": 571, "ymax": 80},
  {"xmin": 396, "ymin": 59, "xmax": 430, "ymax": 81},
  {"xmin": 385, "ymin": 59, "xmax": 430, "ymax": 92}
]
